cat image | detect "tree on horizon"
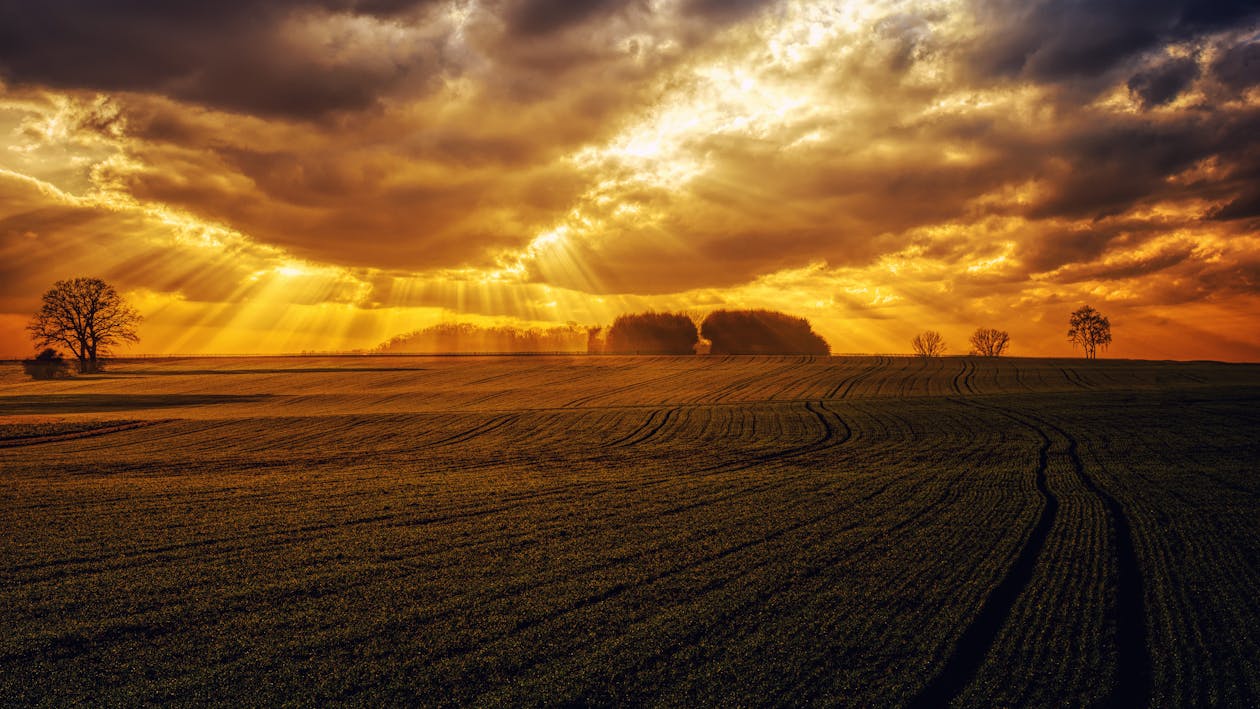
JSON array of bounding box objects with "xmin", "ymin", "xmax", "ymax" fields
[
  {"xmin": 911, "ymin": 331, "xmax": 946, "ymax": 358},
  {"xmin": 969, "ymin": 328, "xmax": 1011, "ymax": 357},
  {"xmin": 1068, "ymin": 305, "xmax": 1112, "ymax": 360},
  {"xmin": 28, "ymin": 277, "xmax": 141, "ymax": 374}
]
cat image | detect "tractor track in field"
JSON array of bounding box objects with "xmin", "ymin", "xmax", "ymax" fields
[
  {"xmin": 773, "ymin": 475, "xmax": 975, "ymax": 704},
  {"xmin": 0, "ymin": 420, "xmax": 171, "ymax": 448},
  {"xmin": 688, "ymin": 401, "xmax": 851, "ymax": 476},
  {"xmin": 606, "ymin": 407, "xmax": 680, "ymax": 448},
  {"xmin": 1060, "ymin": 366, "xmax": 1090, "ymax": 390},
  {"xmin": 908, "ymin": 399, "xmax": 1059, "ymax": 709},
  {"xmin": 824, "ymin": 357, "xmax": 885, "ymax": 399},
  {"xmin": 457, "ymin": 472, "xmax": 931, "ymax": 695},
  {"xmin": 571, "ymin": 412, "xmax": 966, "ymax": 703},
  {"xmin": 700, "ymin": 359, "xmax": 801, "ymax": 403},
  {"xmin": 911, "ymin": 398, "xmax": 1151, "ymax": 707},
  {"xmin": 949, "ymin": 357, "xmax": 978, "ymax": 396},
  {"xmin": 563, "ymin": 367, "xmax": 698, "ymax": 408},
  {"xmin": 426, "ymin": 413, "xmax": 522, "ymax": 447},
  {"xmin": 1023, "ymin": 412, "xmax": 1152, "ymax": 706},
  {"xmin": 307, "ymin": 406, "xmax": 878, "ymax": 678},
  {"xmin": 14, "ymin": 418, "xmax": 244, "ymax": 455}
]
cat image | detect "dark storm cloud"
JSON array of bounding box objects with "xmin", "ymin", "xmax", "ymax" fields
[
  {"xmin": 497, "ymin": 0, "xmax": 781, "ymax": 37},
  {"xmin": 971, "ymin": 0, "xmax": 1260, "ymax": 81},
  {"xmin": 681, "ymin": 0, "xmax": 782, "ymax": 22},
  {"xmin": 1024, "ymin": 106, "xmax": 1260, "ymax": 220},
  {"xmin": 1211, "ymin": 188, "xmax": 1260, "ymax": 219},
  {"xmin": 0, "ymin": 0, "xmax": 444, "ymax": 117},
  {"xmin": 1210, "ymin": 37, "xmax": 1260, "ymax": 91},
  {"xmin": 1128, "ymin": 56, "xmax": 1200, "ymax": 107},
  {"xmin": 503, "ymin": 0, "xmax": 627, "ymax": 36}
]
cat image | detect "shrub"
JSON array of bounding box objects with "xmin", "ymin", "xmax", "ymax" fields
[{"xmin": 22, "ymin": 348, "xmax": 72, "ymax": 380}]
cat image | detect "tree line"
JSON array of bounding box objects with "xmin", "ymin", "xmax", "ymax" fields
[{"xmin": 21, "ymin": 277, "xmax": 1116, "ymax": 379}]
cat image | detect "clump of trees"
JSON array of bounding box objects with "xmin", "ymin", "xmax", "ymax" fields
[
  {"xmin": 911, "ymin": 331, "xmax": 946, "ymax": 358},
  {"xmin": 969, "ymin": 328, "xmax": 1011, "ymax": 357},
  {"xmin": 22, "ymin": 348, "xmax": 72, "ymax": 380},
  {"xmin": 1068, "ymin": 305, "xmax": 1112, "ymax": 359},
  {"xmin": 605, "ymin": 312, "xmax": 699, "ymax": 354},
  {"xmin": 700, "ymin": 309, "xmax": 829, "ymax": 355},
  {"xmin": 378, "ymin": 322, "xmax": 589, "ymax": 353},
  {"xmin": 28, "ymin": 277, "xmax": 141, "ymax": 374}
]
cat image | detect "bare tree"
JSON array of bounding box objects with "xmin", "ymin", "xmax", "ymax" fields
[
  {"xmin": 911, "ymin": 330, "xmax": 946, "ymax": 358},
  {"xmin": 969, "ymin": 328, "xmax": 1011, "ymax": 357},
  {"xmin": 28, "ymin": 278, "xmax": 141, "ymax": 373},
  {"xmin": 1068, "ymin": 305, "xmax": 1111, "ymax": 359}
]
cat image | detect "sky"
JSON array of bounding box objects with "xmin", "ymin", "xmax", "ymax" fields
[{"xmin": 1, "ymin": 0, "xmax": 1258, "ymax": 359}]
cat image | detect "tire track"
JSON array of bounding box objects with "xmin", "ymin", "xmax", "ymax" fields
[
  {"xmin": 1024, "ymin": 412, "xmax": 1152, "ymax": 706},
  {"xmin": 605, "ymin": 408, "xmax": 677, "ymax": 448},
  {"xmin": 0, "ymin": 420, "xmax": 169, "ymax": 448},
  {"xmin": 426, "ymin": 413, "xmax": 522, "ymax": 447},
  {"xmin": 564, "ymin": 367, "xmax": 697, "ymax": 408},
  {"xmin": 1060, "ymin": 366, "xmax": 1089, "ymax": 390},
  {"xmin": 328, "ymin": 406, "xmax": 868, "ymax": 678},
  {"xmin": 825, "ymin": 357, "xmax": 884, "ymax": 399},
  {"xmin": 949, "ymin": 358, "xmax": 967, "ymax": 396},
  {"xmin": 908, "ymin": 400, "xmax": 1058, "ymax": 708},
  {"xmin": 962, "ymin": 357, "xmax": 978, "ymax": 394}
]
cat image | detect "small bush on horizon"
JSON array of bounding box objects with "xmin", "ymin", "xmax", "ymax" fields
[{"xmin": 22, "ymin": 348, "xmax": 72, "ymax": 380}]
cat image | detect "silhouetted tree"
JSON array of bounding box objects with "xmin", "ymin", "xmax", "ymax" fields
[
  {"xmin": 28, "ymin": 278, "xmax": 141, "ymax": 373},
  {"xmin": 605, "ymin": 312, "xmax": 698, "ymax": 354},
  {"xmin": 911, "ymin": 331, "xmax": 946, "ymax": 358},
  {"xmin": 22, "ymin": 348, "xmax": 72, "ymax": 380},
  {"xmin": 586, "ymin": 326, "xmax": 605, "ymax": 354},
  {"xmin": 1068, "ymin": 305, "xmax": 1112, "ymax": 359},
  {"xmin": 700, "ymin": 309, "xmax": 830, "ymax": 355},
  {"xmin": 969, "ymin": 328, "xmax": 1011, "ymax": 357}
]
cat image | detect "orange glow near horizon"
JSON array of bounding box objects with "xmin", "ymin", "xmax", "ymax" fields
[{"xmin": 2, "ymin": 1, "xmax": 1259, "ymax": 360}]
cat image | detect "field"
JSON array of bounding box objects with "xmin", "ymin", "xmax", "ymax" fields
[{"xmin": 2, "ymin": 355, "xmax": 1258, "ymax": 705}]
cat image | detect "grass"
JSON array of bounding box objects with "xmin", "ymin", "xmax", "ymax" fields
[{"xmin": 1, "ymin": 355, "xmax": 1257, "ymax": 705}]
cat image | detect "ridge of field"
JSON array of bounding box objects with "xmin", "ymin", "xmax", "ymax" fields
[{"xmin": 1, "ymin": 356, "xmax": 1257, "ymax": 705}]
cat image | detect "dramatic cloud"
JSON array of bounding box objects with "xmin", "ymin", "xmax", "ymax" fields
[{"xmin": 1, "ymin": 0, "xmax": 1259, "ymax": 360}]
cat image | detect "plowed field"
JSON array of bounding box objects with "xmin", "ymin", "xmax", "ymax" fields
[{"xmin": 2, "ymin": 355, "xmax": 1257, "ymax": 705}]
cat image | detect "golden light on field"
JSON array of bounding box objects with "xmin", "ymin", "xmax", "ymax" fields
[{"xmin": 1, "ymin": 0, "xmax": 1259, "ymax": 359}]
